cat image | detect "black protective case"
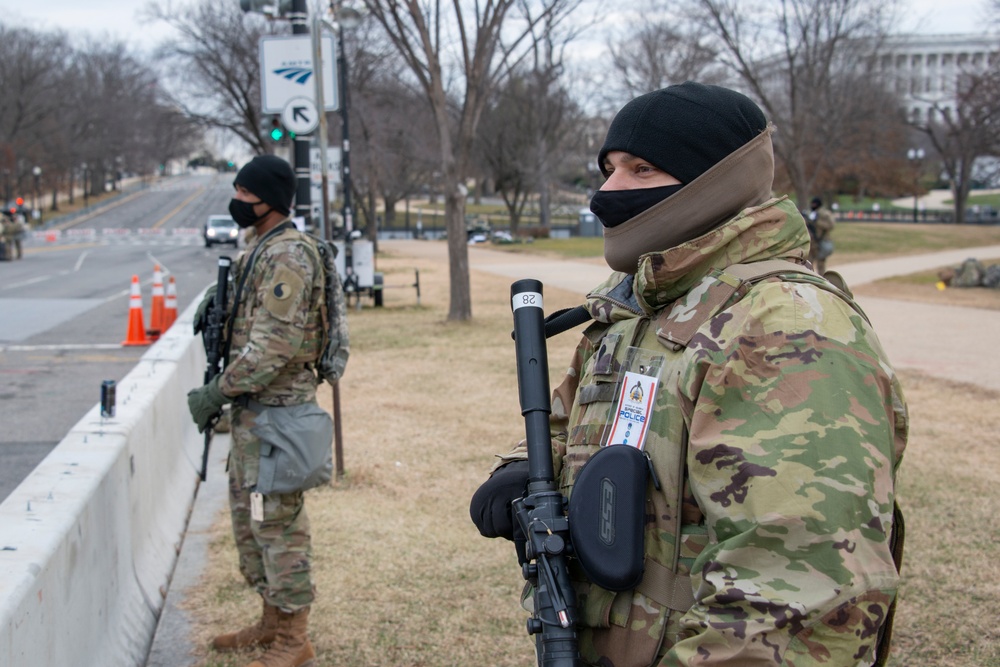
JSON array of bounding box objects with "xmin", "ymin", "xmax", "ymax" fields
[{"xmin": 568, "ymin": 444, "xmax": 647, "ymax": 591}]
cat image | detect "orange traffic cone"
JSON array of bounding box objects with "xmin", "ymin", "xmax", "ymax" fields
[
  {"xmin": 148, "ymin": 264, "xmax": 165, "ymax": 340},
  {"xmin": 163, "ymin": 276, "xmax": 178, "ymax": 331},
  {"xmin": 122, "ymin": 275, "xmax": 151, "ymax": 346}
]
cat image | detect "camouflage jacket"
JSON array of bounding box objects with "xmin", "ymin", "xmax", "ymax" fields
[
  {"xmin": 220, "ymin": 221, "xmax": 325, "ymax": 406},
  {"xmin": 533, "ymin": 197, "xmax": 907, "ymax": 666}
]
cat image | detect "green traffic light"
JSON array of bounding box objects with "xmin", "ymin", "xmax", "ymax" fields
[{"xmin": 270, "ymin": 127, "xmax": 284, "ymax": 141}]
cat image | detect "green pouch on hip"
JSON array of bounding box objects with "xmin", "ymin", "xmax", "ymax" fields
[{"xmin": 251, "ymin": 402, "xmax": 334, "ymax": 494}]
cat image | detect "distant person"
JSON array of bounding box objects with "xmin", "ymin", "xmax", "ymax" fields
[
  {"xmin": 188, "ymin": 155, "xmax": 338, "ymax": 667},
  {"xmin": 11, "ymin": 212, "xmax": 26, "ymax": 260},
  {"xmin": 471, "ymin": 82, "xmax": 907, "ymax": 667},
  {"xmin": 806, "ymin": 196, "xmax": 836, "ymax": 274}
]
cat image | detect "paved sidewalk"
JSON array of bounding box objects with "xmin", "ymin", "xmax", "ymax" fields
[
  {"xmin": 458, "ymin": 241, "xmax": 1000, "ymax": 392},
  {"xmin": 146, "ymin": 239, "xmax": 1000, "ymax": 666}
]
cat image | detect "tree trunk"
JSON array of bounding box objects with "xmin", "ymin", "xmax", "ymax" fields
[
  {"xmin": 367, "ymin": 188, "xmax": 379, "ymax": 254},
  {"xmin": 538, "ymin": 179, "xmax": 551, "ymax": 229},
  {"xmin": 445, "ymin": 182, "xmax": 472, "ymax": 320}
]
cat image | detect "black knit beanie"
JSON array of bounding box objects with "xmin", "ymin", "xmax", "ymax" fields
[
  {"xmin": 598, "ymin": 81, "xmax": 768, "ymax": 184},
  {"xmin": 233, "ymin": 155, "xmax": 296, "ymax": 216}
]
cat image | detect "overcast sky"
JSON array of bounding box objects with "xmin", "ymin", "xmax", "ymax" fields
[{"xmin": 0, "ymin": 0, "xmax": 994, "ymax": 50}]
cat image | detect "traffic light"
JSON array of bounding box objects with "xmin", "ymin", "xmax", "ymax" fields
[
  {"xmin": 14, "ymin": 197, "xmax": 23, "ymax": 207},
  {"xmin": 270, "ymin": 117, "xmax": 285, "ymax": 142},
  {"xmin": 267, "ymin": 116, "xmax": 296, "ymax": 143}
]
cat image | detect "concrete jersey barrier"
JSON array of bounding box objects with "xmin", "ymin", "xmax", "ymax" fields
[{"xmin": 0, "ymin": 296, "xmax": 208, "ymax": 666}]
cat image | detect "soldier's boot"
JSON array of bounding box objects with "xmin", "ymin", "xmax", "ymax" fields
[
  {"xmin": 212, "ymin": 599, "xmax": 279, "ymax": 651},
  {"xmin": 246, "ymin": 606, "xmax": 316, "ymax": 667}
]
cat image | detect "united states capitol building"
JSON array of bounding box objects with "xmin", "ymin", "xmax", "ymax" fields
[{"xmin": 874, "ymin": 33, "xmax": 999, "ymax": 123}]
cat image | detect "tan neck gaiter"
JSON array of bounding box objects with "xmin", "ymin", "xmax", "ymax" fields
[{"xmin": 603, "ymin": 124, "xmax": 777, "ymax": 273}]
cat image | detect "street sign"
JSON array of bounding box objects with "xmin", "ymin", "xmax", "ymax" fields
[
  {"xmin": 260, "ymin": 34, "xmax": 338, "ymax": 113},
  {"xmin": 310, "ymin": 147, "xmax": 342, "ymax": 183},
  {"xmin": 281, "ymin": 97, "xmax": 319, "ymax": 135}
]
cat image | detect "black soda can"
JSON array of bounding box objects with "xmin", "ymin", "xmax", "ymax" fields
[{"xmin": 101, "ymin": 380, "xmax": 116, "ymax": 418}]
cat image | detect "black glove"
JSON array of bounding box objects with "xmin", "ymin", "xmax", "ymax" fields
[
  {"xmin": 470, "ymin": 460, "xmax": 530, "ymax": 540},
  {"xmin": 193, "ymin": 283, "xmax": 218, "ymax": 335}
]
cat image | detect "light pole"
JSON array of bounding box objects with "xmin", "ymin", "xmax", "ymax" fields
[
  {"xmin": 81, "ymin": 162, "xmax": 89, "ymax": 209},
  {"xmin": 907, "ymin": 148, "xmax": 925, "ymax": 222},
  {"xmin": 333, "ymin": 2, "xmax": 362, "ymax": 297},
  {"xmin": 288, "ymin": 0, "xmax": 314, "ymax": 233},
  {"xmin": 336, "ymin": 3, "xmax": 361, "ymax": 240},
  {"xmin": 32, "ymin": 166, "xmax": 41, "ymax": 212}
]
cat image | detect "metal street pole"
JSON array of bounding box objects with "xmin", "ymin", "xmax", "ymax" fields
[
  {"xmin": 311, "ymin": 15, "xmax": 332, "ymax": 243},
  {"xmin": 311, "ymin": 13, "xmax": 346, "ymax": 482},
  {"xmin": 337, "ymin": 13, "xmax": 358, "ymax": 301},
  {"xmin": 32, "ymin": 166, "xmax": 40, "ymax": 212},
  {"xmin": 290, "ymin": 0, "xmax": 312, "ymax": 233},
  {"xmin": 907, "ymin": 148, "xmax": 924, "ymax": 223}
]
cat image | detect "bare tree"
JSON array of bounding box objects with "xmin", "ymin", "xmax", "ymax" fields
[
  {"xmin": 689, "ymin": 0, "xmax": 900, "ymax": 207},
  {"xmin": 361, "ymin": 0, "xmax": 583, "ymax": 321},
  {"xmin": 0, "ymin": 25, "xmax": 72, "ymax": 202},
  {"xmin": 913, "ymin": 69, "xmax": 1000, "ymax": 223},
  {"xmin": 144, "ymin": 0, "xmax": 282, "ymax": 154},
  {"xmin": 0, "ymin": 23, "xmax": 195, "ymax": 209},
  {"xmin": 478, "ymin": 68, "xmax": 581, "ymax": 234},
  {"xmin": 608, "ymin": 15, "xmax": 728, "ymax": 98},
  {"xmin": 342, "ymin": 22, "xmax": 438, "ymax": 248}
]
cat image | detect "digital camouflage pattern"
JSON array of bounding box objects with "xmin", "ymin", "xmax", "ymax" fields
[
  {"xmin": 511, "ymin": 197, "xmax": 907, "ymax": 666},
  {"xmin": 221, "ymin": 221, "xmax": 325, "ymax": 612}
]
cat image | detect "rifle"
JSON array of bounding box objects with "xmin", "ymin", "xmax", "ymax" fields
[
  {"xmin": 200, "ymin": 256, "xmax": 232, "ymax": 481},
  {"xmin": 509, "ymin": 279, "xmax": 582, "ymax": 667}
]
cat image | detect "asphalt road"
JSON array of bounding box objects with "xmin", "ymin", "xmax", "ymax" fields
[{"xmin": 0, "ymin": 172, "xmax": 240, "ymax": 502}]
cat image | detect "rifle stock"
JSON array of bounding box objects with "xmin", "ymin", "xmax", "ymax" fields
[
  {"xmin": 200, "ymin": 256, "xmax": 232, "ymax": 481},
  {"xmin": 510, "ymin": 279, "xmax": 582, "ymax": 667}
]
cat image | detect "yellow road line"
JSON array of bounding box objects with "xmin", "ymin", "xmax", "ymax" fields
[
  {"xmin": 152, "ymin": 187, "xmax": 206, "ymax": 229},
  {"xmin": 24, "ymin": 242, "xmax": 103, "ymax": 255}
]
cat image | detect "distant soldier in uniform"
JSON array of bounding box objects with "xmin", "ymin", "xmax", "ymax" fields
[
  {"xmin": 806, "ymin": 196, "xmax": 836, "ymax": 274},
  {"xmin": 11, "ymin": 211, "xmax": 26, "ymax": 259},
  {"xmin": 1, "ymin": 212, "xmax": 15, "ymax": 260},
  {"xmin": 187, "ymin": 155, "xmax": 329, "ymax": 667},
  {"xmin": 471, "ymin": 83, "xmax": 907, "ymax": 667}
]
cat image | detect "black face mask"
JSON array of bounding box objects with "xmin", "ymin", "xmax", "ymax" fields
[
  {"xmin": 590, "ymin": 184, "xmax": 685, "ymax": 228},
  {"xmin": 228, "ymin": 198, "xmax": 271, "ymax": 228}
]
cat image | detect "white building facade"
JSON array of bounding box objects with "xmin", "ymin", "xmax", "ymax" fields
[{"xmin": 874, "ymin": 34, "xmax": 1000, "ymax": 123}]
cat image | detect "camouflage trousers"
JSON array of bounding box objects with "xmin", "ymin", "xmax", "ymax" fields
[{"xmin": 229, "ymin": 403, "xmax": 314, "ymax": 612}]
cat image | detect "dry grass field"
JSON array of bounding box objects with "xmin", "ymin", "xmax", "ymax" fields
[{"xmin": 182, "ymin": 239, "xmax": 1000, "ymax": 667}]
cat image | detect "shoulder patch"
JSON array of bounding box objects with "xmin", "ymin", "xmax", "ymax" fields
[{"xmin": 263, "ymin": 265, "xmax": 306, "ymax": 321}]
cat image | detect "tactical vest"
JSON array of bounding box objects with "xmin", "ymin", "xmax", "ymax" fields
[{"xmin": 562, "ymin": 260, "xmax": 881, "ymax": 667}]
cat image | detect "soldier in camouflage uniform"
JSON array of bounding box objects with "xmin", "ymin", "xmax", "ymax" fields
[
  {"xmin": 471, "ymin": 83, "xmax": 908, "ymax": 666},
  {"xmin": 806, "ymin": 197, "xmax": 836, "ymax": 275},
  {"xmin": 188, "ymin": 155, "xmax": 327, "ymax": 667}
]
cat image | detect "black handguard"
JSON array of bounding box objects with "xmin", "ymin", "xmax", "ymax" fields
[
  {"xmin": 200, "ymin": 256, "xmax": 232, "ymax": 481},
  {"xmin": 510, "ymin": 279, "xmax": 582, "ymax": 667}
]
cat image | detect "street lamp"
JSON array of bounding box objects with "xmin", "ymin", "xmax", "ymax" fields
[
  {"xmin": 907, "ymin": 148, "xmax": 925, "ymax": 222},
  {"xmin": 81, "ymin": 162, "xmax": 89, "ymax": 209},
  {"xmin": 32, "ymin": 166, "xmax": 41, "ymax": 212}
]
